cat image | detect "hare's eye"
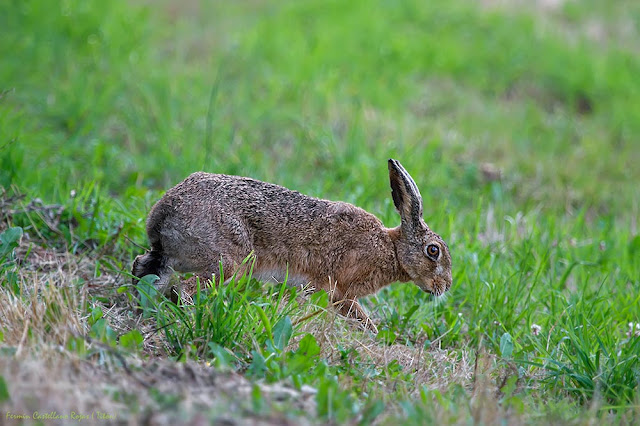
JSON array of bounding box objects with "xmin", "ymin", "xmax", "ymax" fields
[{"xmin": 425, "ymin": 244, "xmax": 440, "ymax": 260}]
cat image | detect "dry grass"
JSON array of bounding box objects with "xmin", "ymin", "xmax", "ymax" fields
[
  {"xmin": 1, "ymin": 239, "xmax": 320, "ymax": 424},
  {"xmin": 0, "ymin": 233, "xmax": 495, "ymax": 424},
  {"xmin": 0, "ymin": 351, "xmax": 319, "ymax": 425},
  {"xmin": 299, "ymin": 312, "xmax": 476, "ymax": 391}
]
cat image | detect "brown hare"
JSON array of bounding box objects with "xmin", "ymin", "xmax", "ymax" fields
[{"xmin": 132, "ymin": 159, "xmax": 452, "ymax": 333}]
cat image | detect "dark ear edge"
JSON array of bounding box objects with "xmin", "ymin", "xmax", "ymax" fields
[
  {"xmin": 388, "ymin": 159, "xmax": 405, "ymax": 213},
  {"xmin": 388, "ymin": 159, "xmax": 423, "ymax": 228}
]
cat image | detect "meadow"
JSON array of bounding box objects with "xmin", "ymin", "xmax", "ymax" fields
[{"xmin": 1, "ymin": 0, "xmax": 639, "ymax": 423}]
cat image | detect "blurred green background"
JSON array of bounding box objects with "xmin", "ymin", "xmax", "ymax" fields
[
  {"xmin": 3, "ymin": 0, "xmax": 639, "ymax": 217},
  {"xmin": 1, "ymin": 0, "xmax": 639, "ymax": 422}
]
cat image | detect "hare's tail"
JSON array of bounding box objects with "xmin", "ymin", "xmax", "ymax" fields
[{"xmin": 131, "ymin": 240, "xmax": 166, "ymax": 285}]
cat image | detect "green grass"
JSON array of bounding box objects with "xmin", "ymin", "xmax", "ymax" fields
[{"xmin": 1, "ymin": 0, "xmax": 640, "ymax": 423}]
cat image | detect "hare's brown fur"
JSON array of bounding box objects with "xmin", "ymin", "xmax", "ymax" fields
[{"xmin": 133, "ymin": 160, "xmax": 452, "ymax": 333}]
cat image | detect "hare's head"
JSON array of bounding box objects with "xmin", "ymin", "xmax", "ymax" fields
[{"xmin": 388, "ymin": 159, "xmax": 452, "ymax": 296}]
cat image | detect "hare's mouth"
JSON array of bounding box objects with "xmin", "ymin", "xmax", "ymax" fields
[
  {"xmin": 416, "ymin": 280, "xmax": 437, "ymax": 296},
  {"xmin": 416, "ymin": 278, "xmax": 448, "ymax": 297}
]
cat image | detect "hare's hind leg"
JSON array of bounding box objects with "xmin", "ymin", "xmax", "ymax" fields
[
  {"xmin": 192, "ymin": 254, "xmax": 252, "ymax": 286},
  {"xmin": 167, "ymin": 246, "xmax": 251, "ymax": 287}
]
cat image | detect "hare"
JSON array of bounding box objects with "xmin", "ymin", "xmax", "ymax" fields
[{"xmin": 132, "ymin": 159, "xmax": 452, "ymax": 333}]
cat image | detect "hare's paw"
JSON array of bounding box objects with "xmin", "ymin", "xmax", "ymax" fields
[{"xmin": 335, "ymin": 298, "xmax": 378, "ymax": 334}]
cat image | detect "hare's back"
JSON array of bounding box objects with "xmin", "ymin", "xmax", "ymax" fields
[
  {"xmin": 158, "ymin": 172, "xmax": 379, "ymax": 233},
  {"xmin": 164, "ymin": 172, "xmax": 324, "ymax": 210},
  {"xmin": 152, "ymin": 172, "xmax": 329, "ymax": 224}
]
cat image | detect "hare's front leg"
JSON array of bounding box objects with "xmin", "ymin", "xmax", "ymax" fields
[{"xmin": 332, "ymin": 296, "xmax": 379, "ymax": 334}]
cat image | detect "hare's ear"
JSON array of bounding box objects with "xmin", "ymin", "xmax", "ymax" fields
[{"xmin": 388, "ymin": 159, "xmax": 424, "ymax": 230}]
